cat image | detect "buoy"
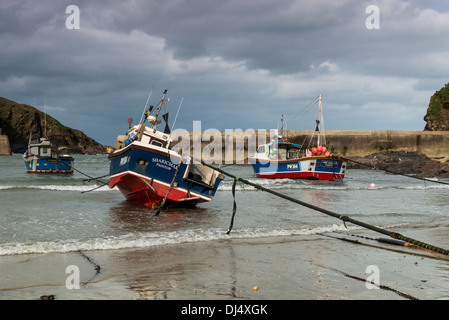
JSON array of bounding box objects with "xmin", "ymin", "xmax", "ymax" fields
[
  {"xmin": 370, "ymin": 183, "xmax": 376, "ymax": 188},
  {"xmin": 325, "ymin": 151, "xmax": 330, "ymax": 157},
  {"xmin": 323, "ymin": 147, "xmax": 327, "ymax": 153},
  {"xmin": 312, "ymin": 147, "xmax": 317, "ymax": 154},
  {"xmin": 317, "ymin": 146, "xmax": 323, "ymax": 152}
]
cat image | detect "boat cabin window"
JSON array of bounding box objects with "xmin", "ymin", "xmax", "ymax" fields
[
  {"xmin": 136, "ymin": 158, "xmax": 148, "ymax": 166},
  {"xmin": 257, "ymin": 146, "xmax": 266, "ymax": 153},
  {"xmin": 151, "ymin": 140, "xmax": 163, "ymax": 147},
  {"xmin": 41, "ymin": 147, "xmax": 50, "ymax": 156}
]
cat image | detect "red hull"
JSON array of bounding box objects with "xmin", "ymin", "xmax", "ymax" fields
[
  {"xmin": 256, "ymin": 171, "xmax": 344, "ymax": 181},
  {"xmin": 109, "ymin": 171, "xmax": 210, "ymax": 208},
  {"xmin": 27, "ymin": 170, "xmax": 73, "ymax": 174}
]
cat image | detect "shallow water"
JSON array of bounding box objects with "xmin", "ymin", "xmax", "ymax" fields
[
  {"xmin": 1, "ymin": 154, "xmax": 449, "ymax": 300},
  {"xmin": 1, "ymin": 154, "xmax": 449, "ymax": 255}
]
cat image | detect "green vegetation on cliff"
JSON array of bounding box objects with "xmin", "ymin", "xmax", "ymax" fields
[
  {"xmin": 0, "ymin": 97, "xmax": 106, "ymax": 154},
  {"xmin": 424, "ymin": 82, "xmax": 449, "ymax": 131}
]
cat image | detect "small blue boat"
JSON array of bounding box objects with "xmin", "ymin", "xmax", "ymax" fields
[{"xmin": 23, "ymin": 137, "xmax": 74, "ymax": 174}]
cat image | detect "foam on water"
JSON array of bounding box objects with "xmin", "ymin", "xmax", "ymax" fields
[
  {"xmin": 0, "ymin": 223, "xmax": 353, "ymax": 256},
  {"xmin": 0, "ymin": 184, "xmax": 115, "ymax": 192}
]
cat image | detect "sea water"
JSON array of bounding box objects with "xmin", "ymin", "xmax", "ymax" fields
[{"xmin": 1, "ymin": 154, "xmax": 449, "ymax": 257}]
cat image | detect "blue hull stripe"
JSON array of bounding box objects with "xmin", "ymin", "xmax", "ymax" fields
[{"xmin": 109, "ymin": 146, "xmax": 221, "ymax": 199}]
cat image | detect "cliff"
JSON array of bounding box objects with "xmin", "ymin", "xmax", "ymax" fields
[
  {"xmin": 424, "ymin": 82, "xmax": 449, "ymax": 131},
  {"xmin": 0, "ymin": 97, "xmax": 106, "ymax": 154}
]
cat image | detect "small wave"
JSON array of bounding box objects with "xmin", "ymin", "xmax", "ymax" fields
[
  {"xmin": 0, "ymin": 224, "xmax": 352, "ymax": 256},
  {"xmin": 396, "ymin": 184, "xmax": 449, "ymax": 190},
  {"xmin": 217, "ymin": 179, "xmax": 449, "ymax": 192},
  {"xmin": 218, "ymin": 179, "xmax": 351, "ymax": 191},
  {"xmin": 0, "ymin": 184, "xmax": 113, "ymax": 192}
]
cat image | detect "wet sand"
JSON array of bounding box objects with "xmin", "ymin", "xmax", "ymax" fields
[{"xmin": 1, "ymin": 224, "xmax": 449, "ymax": 307}]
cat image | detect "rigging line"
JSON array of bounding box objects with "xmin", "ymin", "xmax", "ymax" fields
[
  {"xmin": 139, "ymin": 84, "xmax": 155, "ymax": 124},
  {"xmin": 347, "ymin": 157, "xmax": 449, "ymax": 186},
  {"xmin": 199, "ymin": 160, "xmax": 449, "ymax": 256},
  {"xmin": 287, "ymin": 95, "xmax": 320, "ymax": 127},
  {"xmin": 171, "ymin": 97, "xmax": 184, "ymax": 131}
]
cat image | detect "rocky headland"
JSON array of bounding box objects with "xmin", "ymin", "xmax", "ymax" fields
[
  {"xmin": 424, "ymin": 82, "xmax": 449, "ymax": 131},
  {"xmin": 0, "ymin": 97, "xmax": 106, "ymax": 154},
  {"xmin": 347, "ymin": 151, "xmax": 449, "ymax": 179}
]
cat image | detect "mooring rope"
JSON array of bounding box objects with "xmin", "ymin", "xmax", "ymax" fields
[
  {"xmin": 318, "ymin": 233, "xmax": 449, "ymax": 262},
  {"xmin": 154, "ymin": 161, "xmax": 182, "ymax": 216},
  {"xmin": 200, "ymin": 161, "xmax": 449, "ymax": 256},
  {"xmin": 316, "ymin": 264, "xmax": 420, "ymax": 300},
  {"xmin": 82, "ymin": 173, "xmax": 110, "ymax": 183},
  {"xmin": 59, "ymin": 162, "xmax": 109, "ymax": 193},
  {"xmin": 227, "ymin": 178, "xmax": 238, "ymax": 234},
  {"xmin": 341, "ymin": 232, "xmax": 436, "ymax": 253},
  {"xmin": 77, "ymin": 250, "xmax": 102, "ymax": 286}
]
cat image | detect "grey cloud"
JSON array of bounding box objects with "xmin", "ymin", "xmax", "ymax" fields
[{"xmin": 1, "ymin": 0, "xmax": 448, "ymax": 144}]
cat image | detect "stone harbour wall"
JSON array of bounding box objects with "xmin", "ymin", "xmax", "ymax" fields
[
  {"xmin": 171, "ymin": 130, "xmax": 449, "ymax": 163},
  {"xmin": 0, "ymin": 129, "xmax": 12, "ymax": 156}
]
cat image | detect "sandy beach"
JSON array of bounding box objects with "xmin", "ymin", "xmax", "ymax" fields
[{"xmin": 1, "ymin": 224, "xmax": 449, "ymax": 306}]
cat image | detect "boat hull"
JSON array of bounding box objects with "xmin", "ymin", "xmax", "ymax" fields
[
  {"xmin": 23, "ymin": 156, "xmax": 74, "ymax": 174},
  {"xmin": 249, "ymin": 156, "xmax": 347, "ymax": 181},
  {"xmin": 109, "ymin": 143, "xmax": 223, "ymax": 208}
]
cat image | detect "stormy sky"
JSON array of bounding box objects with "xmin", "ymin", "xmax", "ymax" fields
[{"xmin": 1, "ymin": 0, "xmax": 449, "ymax": 145}]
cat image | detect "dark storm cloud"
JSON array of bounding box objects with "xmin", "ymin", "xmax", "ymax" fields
[{"xmin": 1, "ymin": 0, "xmax": 449, "ymax": 144}]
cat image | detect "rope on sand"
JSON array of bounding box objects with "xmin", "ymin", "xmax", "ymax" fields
[
  {"xmin": 316, "ymin": 264, "xmax": 420, "ymax": 300},
  {"xmin": 78, "ymin": 250, "xmax": 102, "ymax": 286}
]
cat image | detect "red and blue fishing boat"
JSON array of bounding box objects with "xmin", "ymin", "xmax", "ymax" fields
[
  {"xmin": 249, "ymin": 94, "xmax": 348, "ymax": 181},
  {"xmin": 108, "ymin": 89, "xmax": 224, "ymax": 208}
]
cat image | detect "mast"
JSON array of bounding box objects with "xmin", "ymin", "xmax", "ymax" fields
[
  {"xmin": 154, "ymin": 89, "xmax": 167, "ymax": 123},
  {"xmin": 316, "ymin": 94, "xmax": 321, "ymax": 147},
  {"xmin": 317, "ymin": 93, "xmax": 326, "ymax": 147},
  {"xmin": 280, "ymin": 114, "xmax": 284, "ymax": 137},
  {"xmin": 44, "ymin": 102, "xmax": 47, "ymax": 138},
  {"xmin": 147, "ymin": 89, "xmax": 168, "ymax": 131}
]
